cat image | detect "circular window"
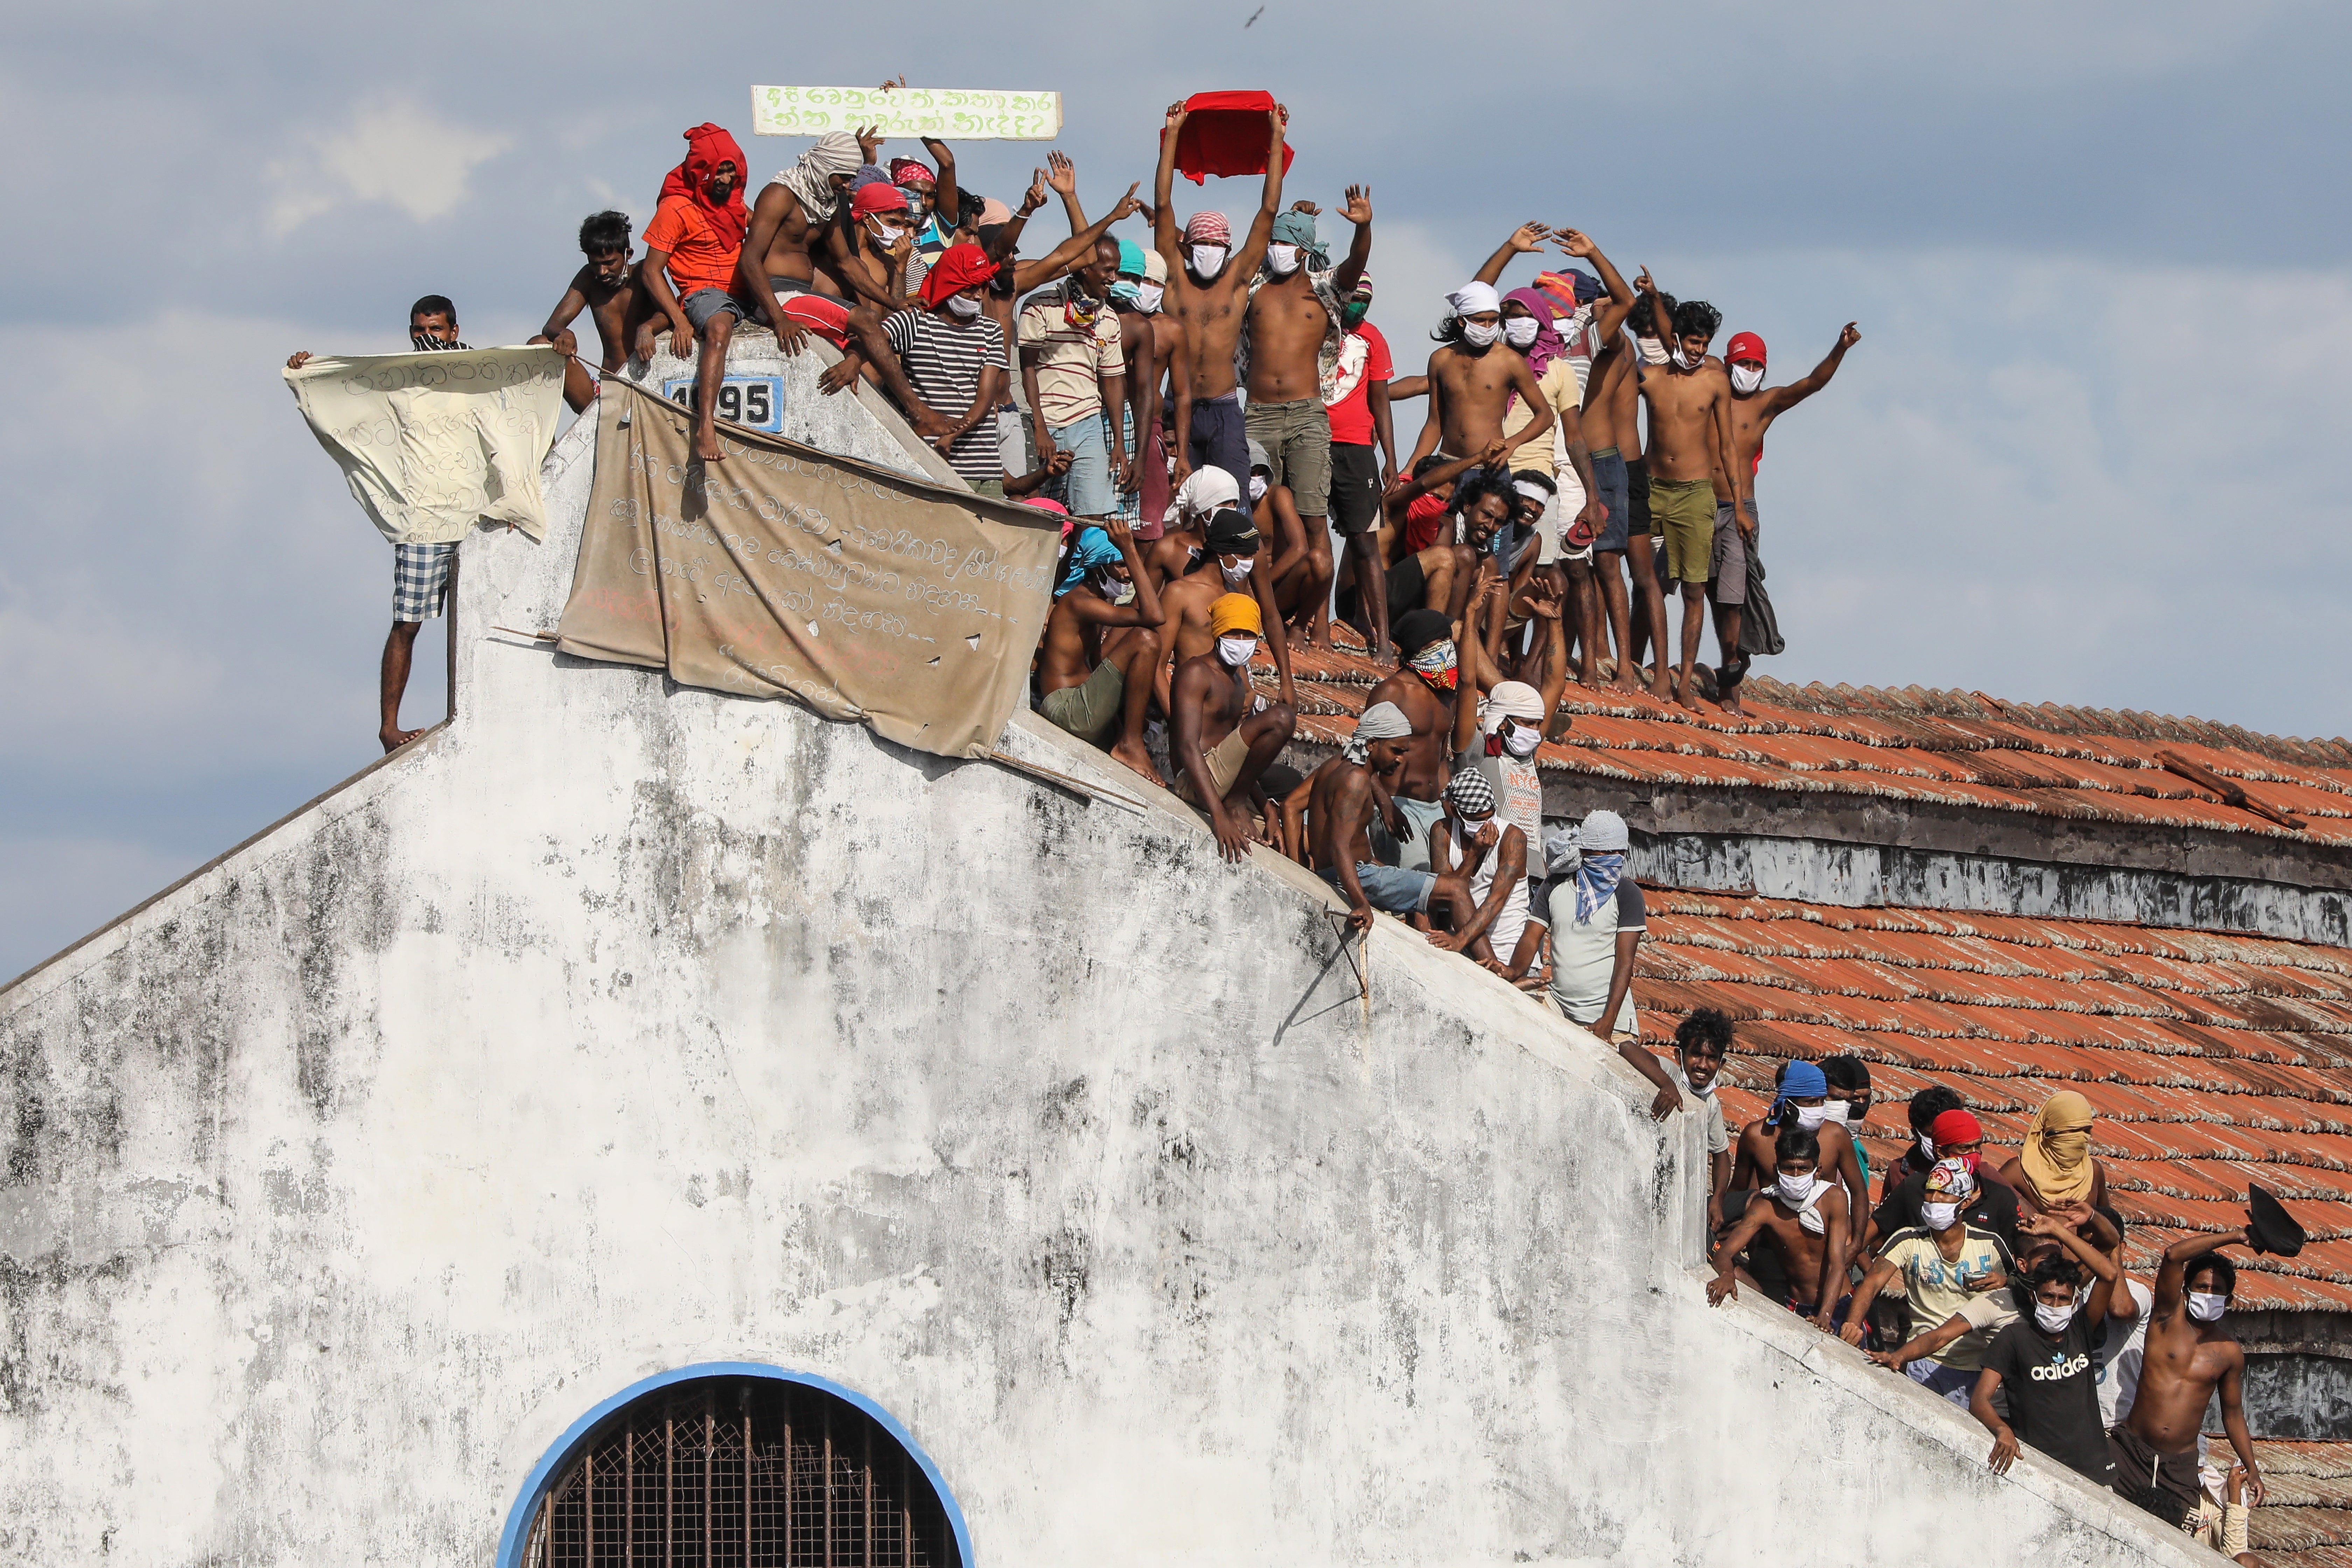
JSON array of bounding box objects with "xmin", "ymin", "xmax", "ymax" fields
[{"xmin": 520, "ymin": 1372, "xmax": 962, "ymax": 1567}]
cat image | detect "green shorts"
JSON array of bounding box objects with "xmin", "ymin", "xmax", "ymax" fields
[
  {"xmin": 1244, "ymin": 397, "xmax": 1332, "ymax": 518},
  {"xmin": 1648, "ymin": 476, "xmax": 1716, "ymax": 586},
  {"xmin": 1038, "ymin": 658, "xmax": 1125, "ymax": 745}
]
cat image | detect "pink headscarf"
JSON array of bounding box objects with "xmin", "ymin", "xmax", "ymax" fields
[{"xmin": 1504, "ymin": 286, "xmax": 1570, "ymax": 382}]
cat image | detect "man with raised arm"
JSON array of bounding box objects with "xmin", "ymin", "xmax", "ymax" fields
[
  {"xmin": 1153, "ymin": 98, "xmax": 1288, "ymax": 494},
  {"xmin": 1036, "ymin": 520, "xmax": 1168, "ymax": 783},
  {"xmin": 532, "ymin": 211, "xmax": 652, "ymax": 413},
  {"xmin": 2114, "ymin": 1221, "xmax": 2266, "ymax": 1525},
  {"xmin": 732, "ymin": 129, "xmax": 867, "ymax": 360},
  {"xmin": 1633, "ymin": 276, "xmax": 1741, "ymax": 710},
  {"xmin": 1240, "ymin": 189, "xmax": 1372, "ymax": 649},
  {"xmin": 1709, "ymin": 322, "xmax": 1861, "ymax": 713},
  {"xmin": 1579, "ymin": 275, "xmax": 1674, "ymax": 702}
]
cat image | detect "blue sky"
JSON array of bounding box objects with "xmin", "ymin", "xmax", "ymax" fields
[{"xmin": 3, "ymin": 0, "xmax": 2348, "ymax": 977}]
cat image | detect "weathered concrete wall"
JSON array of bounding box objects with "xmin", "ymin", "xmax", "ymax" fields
[{"xmin": 0, "ymin": 349, "xmax": 2207, "ymax": 1567}]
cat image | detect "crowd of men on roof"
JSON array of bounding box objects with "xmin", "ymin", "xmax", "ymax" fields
[{"xmin": 286, "ymin": 97, "xmax": 2310, "ymax": 1542}]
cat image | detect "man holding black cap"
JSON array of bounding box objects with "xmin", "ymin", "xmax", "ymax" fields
[{"xmin": 2114, "ymin": 1199, "xmax": 2296, "ymax": 1525}]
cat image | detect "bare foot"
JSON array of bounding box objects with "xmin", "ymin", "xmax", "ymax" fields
[
  {"xmin": 1718, "ymin": 690, "xmax": 1746, "ymax": 717},
  {"xmin": 1368, "ymin": 638, "xmax": 1393, "ymax": 667},
  {"xmin": 1108, "ymin": 738, "xmax": 1161, "ymax": 784},
  {"xmin": 1672, "ymin": 672, "xmax": 1703, "ymax": 713},
  {"xmin": 379, "ymin": 725, "xmax": 424, "ymax": 753},
  {"xmin": 1610, "ymin": 665, "xmax": 1641, "ymax": 693},
  {"xmin": 693, "ymin": 426, "xmax": 723, "ymax": 463}
]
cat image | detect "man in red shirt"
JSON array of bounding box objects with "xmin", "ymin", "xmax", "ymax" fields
[
  {"xmin": 636, "ymin": 124, "xmax": 752, "ymax": 462},
  {"xmin": 1323, "ymin": 271, "xmax": 1398, "ymax": 660}
]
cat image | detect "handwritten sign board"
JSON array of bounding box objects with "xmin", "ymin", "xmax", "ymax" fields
[
  {"xmin": 556, "ymin": 377, "xmax": 1061, "ymax": 760},
  {"xmin": 750, "ymin": 85, "xmax": 1060, "ymax": 141}
]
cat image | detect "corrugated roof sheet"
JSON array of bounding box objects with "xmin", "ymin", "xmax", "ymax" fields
[
  {"xmin": 1263, "ymin": 632, "xmax": 2352, "ymax": 846},
  {"xmin": 1631, "ymin": 887, "xmax": 2352, "ymax": 1311}
]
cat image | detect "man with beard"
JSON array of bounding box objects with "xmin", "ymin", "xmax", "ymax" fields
[
  {"xmin": 1240, "ymin": 192, "xmax": 1372, "ymax": 648},
  {"xmin": 1404, "ymin": 281, "xmax": 1552, "ymax": 472},
  {"xmin": 1632, "ymin": 278, "xmax": 1742, "ymax": 710},
  {"xmin": 1168, "ymin": 593, "xmax": 1297, "ymax": 861},
  {"xmin": 1711, "ymin": 323, "xmax": 1861, "ymax": 713},
  {"xmin": 1152, "ymin": 98, "xmax": 1289, "ymax": 493},
  {"xmin": 532, "ymin": 210, "xmax": 653, "ymax": 413}
]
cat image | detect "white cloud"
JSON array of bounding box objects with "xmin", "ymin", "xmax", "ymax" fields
[{"xmin": 267, "ymin": 94, "xmax": 510, "ymax": 238}]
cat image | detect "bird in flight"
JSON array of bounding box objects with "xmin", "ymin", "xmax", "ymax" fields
[{"xmin": 1244, "ymin": 5, "xmax": 1264, "ymax": 23}]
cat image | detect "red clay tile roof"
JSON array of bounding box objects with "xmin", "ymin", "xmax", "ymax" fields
[
  {"xmin": 1630, "ymin": 888, "xmax": 2352, "ymax": 1311},
  {"xmin": 1262, "ymin": 632, "xmax": 2352, "ymax": 846},
  {"xmin": 2238, "ymin": 1440, "xmax": 2352, "ymax": 1563}
]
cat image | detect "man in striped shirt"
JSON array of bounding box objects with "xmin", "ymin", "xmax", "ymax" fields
[{"xmin": 878, "ymin": 244, "xmax": 1012, "ymax": 493}]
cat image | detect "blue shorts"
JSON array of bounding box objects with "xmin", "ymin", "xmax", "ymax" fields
[
  {"xmin": 1318, "ymin": 862, "xmax": 1436, "ymax": 915},
  {"xmin": 680, "ymin": 287, "xmax": 754, "ymax": 332},
  {"xmin": 1048, "ymin": 415, "xmax": 1114, "ymax": 517},
  {"xmin": 1371, "ymin": 794, "xmax": 1447, "ymax": 872},
  {"xmin": 1906, "ymin": 1358, "xmax": 1976, "ymax": 1408},
  {"xmin": 1591, "ymin": 449, "xmax": 1631, "ymax": 554}
]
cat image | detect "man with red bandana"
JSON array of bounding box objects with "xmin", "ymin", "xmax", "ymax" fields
[
  {"xmin": 872, "ymin": 244, "xmax": 1015, "ymax": 493},
  {"xmin": 635, "ymin": 124, "xmax": 755, "ymax": 461},
  {"xmin": 1711, "ymin": 320, "xmax": 1862, "ymax": 710},
  {"xmin": 1869, "ymin": 1107, "xmax": 2023, "ymax": 1259}
]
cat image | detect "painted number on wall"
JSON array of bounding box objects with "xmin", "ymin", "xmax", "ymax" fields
[{"xmin": 660, "ymin": 375, "xmax": 783, "ymax": 433}]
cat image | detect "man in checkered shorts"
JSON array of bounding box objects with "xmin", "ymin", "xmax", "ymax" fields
[{"xmin": 287, "ymin": 294, "xmax": 470, "ymax": 751}]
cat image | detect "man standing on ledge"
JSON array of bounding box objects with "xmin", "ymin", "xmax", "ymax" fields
[{"xmin": 287, "ymin": 295, "xmax": 471, "ymax": 752}]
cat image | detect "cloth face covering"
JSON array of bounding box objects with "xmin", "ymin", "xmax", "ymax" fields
[
  {"xmin": 1572, "ymin": 852, "xmax": 1625, "ymax": 924},
  {"xmin": 2187, "ymin": 1292, "xmax": 2228, "ymax": 1323},
  {"xmin": 1637, "ymin": 336, "xmax": 1669, "ymax": 367},
  {"xmin": 1770, "ymin": 1060, "xmax": 1830, "ymax": 1123},
  {"xmin": 1504, "ymin": 317, "xmax": 1539, "ymax": 349},
  {"xmin": 1408, "ymin": 639, "xmax": 1458, "ymax": 690},
  {"xmin": 1462, "ymin": 321, "xmax": 1502, "ymax": 349},
  {"xmin": 1266, "ymin": 243, "xmax": 1301, "ymax": 276},
  {"xmin": 1921, "ymin": 1202, "xmax": 1960, "ymax": 1231},
  {"xmin": 1344, "ymin": 700, "xmax": 1412, "ymax": 764},
  {"xmin": 777, "ymin": 130, "xmax": 862, "ymax": 223},
  {"xmin": 2035, "ymin": 1301, "xmax": 2077, "ymax": 1334},
  {"xmin": 2021, "ymin": 1090, "xmax": 2096, "ymax": 1204},
  {"xmin": 1730, "ymin": 364, "xmax": 1764, "ymax": 394},
  {"xmin": 945, "ymin": 295, "xmax": 982, "ymax": 320},
  {"xmin": 662, "ymin": 122, "xmax": 753, "ymax": 248},
  {"xmin": 1135, "ymin": 281, "xmax": 1164, "ymax": 313},
  {"xmin": 1500, "ymin": 722, "xmax": 1539, "ymax": 759},
  {"xmin": 1217, "ymin": 635, "xmax": 1257, "ymax": 666},
  {"xmin": 1188, "ymin": 245, "xmax": 1228, "ymax": 279}
]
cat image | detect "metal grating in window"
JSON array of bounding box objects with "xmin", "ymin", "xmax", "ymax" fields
[{"xmin": 523, "ymin": 1376, "xmax": 957, "ymax": 1568}]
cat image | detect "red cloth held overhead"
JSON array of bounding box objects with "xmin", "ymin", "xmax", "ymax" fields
[
  {"xmin": 659, "ymin": 123, "xmax": 751, "ymax": 249},
  {"xmin": 1163, "ymin": 91, "xmax": 1296, "ymax": 186}
]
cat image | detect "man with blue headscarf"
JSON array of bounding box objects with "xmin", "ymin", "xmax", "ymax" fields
[
  {"xmin": 1728, "ymin": 1055, "xmax": 1872, "ymax": 1277},
  {"xmin": 1544, "ymin": 809, "xmax": 1648, "ymax": 1049},
  {"xmin": 1036, "ymin": 519, "xmax": 1168, "ymax": 783}
]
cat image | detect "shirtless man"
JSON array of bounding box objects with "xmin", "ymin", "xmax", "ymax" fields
[
  {"xmin": 1707, "ymin": 1127, "xmax": 1851, "ymax": 1331},
  {"xmin": 1728, "ymin": 1060, "xmax": 1869, "ymax": 1273},
  {"xmin": 1242, "ymin": 188, "xmax": 1371, "ymax": 648},
  {"xmin": 533, "ymin": 210, "xmax": 652, "ymax": 412},
  {"xmin": 1633, "ymin": 278, "xmax": 1741, "ymax": 710},
  {"xmin": 1363, "ymin": 608, "xmax": 1464, "ymax": 873},
  {"xmin": 1168, "ymin": 592, "xmax": 1297, "ymax": 861},
  {"xmin": 2115, "ymin": 1227, "xmax": 2264, "ymax": 1524},
  {"xmin": 1107, "ymin": 240, "xmax": 1162, "ymax": 531},
  {"xmin": 1150, "ymin": 506, "xmax": 1263, "ymax": 711},
  {"xmin": 1308, "ymin": 702, "xmax": 1478, "ymax": 938},
  {"xmin": 1374, "ymin": 443, "xmax": 1502, "ymax": 628},
  {"xmin": 1035, "ymin": 519, "xmax": 1167, "ymax": 783},
  {"xmin": 1551, "ymin": 233, "xmax": 1666, "ymax": 700},
  {"xmin": 733, "ymin": 128, "xmax": 868, "ymax": 357},
  {"xmin": 1138, "ymin": 250, "xmax": 1194, "ymax": 508},
  {"xmin": 1153, "ymin": 98, "xmax": 1287, "ymax": 492},
  {"xmin": 1577, "ymin": 284, "xmax": 1680, "ymax": 709},
  {"xmin": 1711, "ymin": 322, "xmax": 1860, "ymax": 712},
  {"xmin": 1404, "ymin": 281, "xmax": 1552, "ymax": 474}
]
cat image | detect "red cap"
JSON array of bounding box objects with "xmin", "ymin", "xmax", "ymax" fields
[
  {"xmin": 1930, "ymin": 1108, "xmax": 1983, "ymax": 1148},
  {"xmin": 1726, "ymin": 331, "xmax": 1766, "ymax": 368},
  {"xmin": 851, "ymin": 182, "xmax": 909, "ymax": 219}
]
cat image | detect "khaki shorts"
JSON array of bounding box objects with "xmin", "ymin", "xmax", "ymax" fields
[
  {"xmin": 1648, "ymin": 476, "xmax": 1716, "ymax": 586},
  {"xmin": 1244, "ymin": 397, "xmax": 1332, "ymax": 517},
  {"xmin": 1172, "ymin": 726, "xmax": 1252, "ymax": 805},
  {"xmin": 1038, "ymin": 658, "xmax": 1124, "ymax": 744}
]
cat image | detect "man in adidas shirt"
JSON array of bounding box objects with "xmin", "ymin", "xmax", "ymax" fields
[{"xmin": 1974, "ymin": 1211, "xmax": 2133, "ymax": 1485}]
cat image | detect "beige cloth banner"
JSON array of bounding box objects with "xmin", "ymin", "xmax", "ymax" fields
[
  {"xmin": 557, "ymin": 377, "xmax": 1061, "ymax": 760},
  {"xmin": 286, "ymin": 345, "xmax": 566, "ymax": 544},
  {"xmin": 750, "ymin": 85, "xmax": 1060, "ymax": 140}
]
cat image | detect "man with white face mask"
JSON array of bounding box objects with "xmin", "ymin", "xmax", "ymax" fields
[
  {"xmin": 2117, "ymin": 1219, "xmax": 2273, "ymax": 1523},
  {"xmin": 1405, "ymin": 278, "xmax": 1553, "ymax": 475},
  {"xmin": 1707, "ymin": 1127, "xmax": 1850, "ymax": 1331},
  {"xmin": 1974, "ymin": 1213, "xmax": 2132, "ymax": 1486},
  {"xmin": 1237, "ymin": 194, "xmax": 1371, "ymax": 648},
  {"xmin": 1707, "ymin": 321, "xmax": 1862, "ymax": 714},
  {"xmin": 1169, "ymin": 592, "xmax": 1297, "ymax": 862},
  {"xmin": 1844, "ymin": 1157, "xmax": 2017, "ymax": 1404},
  {"xmin": 1150, "ymin": 507, "xmax": 1283, "ymax": 712},
  {"xmin": 1730, "ymin": 1058, "xmax": 1871, "ymax": 1273}
]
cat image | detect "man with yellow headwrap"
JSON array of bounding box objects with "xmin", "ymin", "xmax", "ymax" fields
[
  {"xmin": 1995, "ymin": 1089, "xmax": 2108, "ymax": 1220},
  {"xmin": 1168, "ymin": 592, "xmax": 1297, "ymax": 862}
]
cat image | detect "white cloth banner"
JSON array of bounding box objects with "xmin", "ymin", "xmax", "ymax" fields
[
  {"xmin": 750, "ymin": 85, "xmax": 1060, "ymax": 141},
  {"xmin": 285, "ymin": 345, "xmax": 566, "ymax": 544}
]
